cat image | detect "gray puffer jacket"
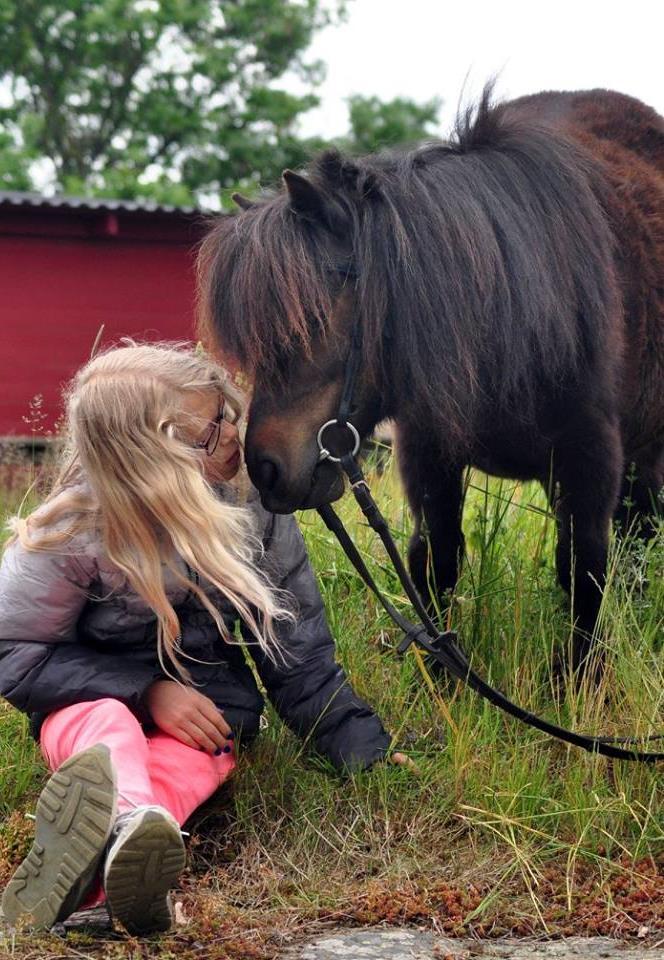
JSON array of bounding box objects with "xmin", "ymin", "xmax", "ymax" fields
[{"xmin": 0, "ymin": 485, "xmax": 390, "ymax": 772}]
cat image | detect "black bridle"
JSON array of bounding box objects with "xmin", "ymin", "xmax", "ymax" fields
[{"xmin": 315, "ymin": 314, "xmax": 663, "ymax": 764}]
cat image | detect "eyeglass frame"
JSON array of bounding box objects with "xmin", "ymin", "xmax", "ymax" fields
[{"xmin": 193, "ymin": 397, "xmax": 233, "ymax": 457}]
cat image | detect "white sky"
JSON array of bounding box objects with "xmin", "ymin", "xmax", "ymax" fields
[{"xmin": 286, "ymin": 0, "xmax": 664, "ymax": 140}]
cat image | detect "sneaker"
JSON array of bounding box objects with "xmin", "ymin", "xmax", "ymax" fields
[
  {"xmin": 103, "ymin": 805, "xmax": 186, "ymax": 935},
  {"xmin": 1, "ymin": 744, "xmax": 117, "ymax": 930}
]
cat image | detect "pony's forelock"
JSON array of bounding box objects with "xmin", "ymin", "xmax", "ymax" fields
[{"xmin": 198, "ymin": 200, "xmax": 337, "ymax": 388}]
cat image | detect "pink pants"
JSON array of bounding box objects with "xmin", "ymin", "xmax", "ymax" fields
[{"xmin": 40, "ymin": 698, "xmax": 235, "ymax": 908}]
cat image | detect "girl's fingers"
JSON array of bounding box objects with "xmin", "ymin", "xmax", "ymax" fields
[
  {"xmin": 390, "ymin": 752, "xmax": 421, "ymax": 775},
  {"xmin": 185, "ymin": 722, "xmax": 219, "ymax": 754},
  {"xmin": 198, "ymin": 698, "xmax": 232, "ymax": 738},
  {"xmin": 190, "ymin": 712, "xmax": 228, "ymax": 751}
]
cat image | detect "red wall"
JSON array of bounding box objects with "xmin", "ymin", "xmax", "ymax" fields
[{"xmin": 0, "ymin": 208, "xmax": 207, "ymax": 436}]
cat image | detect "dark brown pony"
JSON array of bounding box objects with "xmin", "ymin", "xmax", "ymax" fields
[{"xmin": 198, "ymin": 87, "xmax": 664, "ymax": 671}]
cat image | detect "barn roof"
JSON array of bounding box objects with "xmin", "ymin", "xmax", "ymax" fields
[{"xmin": 0, "ymin": 190, "xmax": 204, "ymax": 216}]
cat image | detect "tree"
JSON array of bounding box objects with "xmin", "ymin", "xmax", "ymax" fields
[
  {"xmin": 0, "ymin": 0, "xmax": 344, "ymax": 203},
  {"xmin": 0, "ymin": 1, "xmax": 443, "ymax": 205},
  {"xmin": 342, "ymin": 94, "xmax": 441, "ymax": 155}
]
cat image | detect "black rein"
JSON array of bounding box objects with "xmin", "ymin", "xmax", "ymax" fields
[{"xmin": 315, "ymin": 316, "xmax": 663, "ymax": 764}]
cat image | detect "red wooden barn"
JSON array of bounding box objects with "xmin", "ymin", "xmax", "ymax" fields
[{"xmin": 0, "ymin": 191, "xmax": 211, "ymax": 438}]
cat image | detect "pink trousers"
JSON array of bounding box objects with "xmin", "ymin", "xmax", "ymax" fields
[{"xmin": 40, "ymin": 698, "xmax": 236, "ymax": 908}]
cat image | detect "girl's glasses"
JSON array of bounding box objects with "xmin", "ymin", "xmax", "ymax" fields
[{"xmin": 194, "ymin": 399, "xmax": 226, "ymax": 457}]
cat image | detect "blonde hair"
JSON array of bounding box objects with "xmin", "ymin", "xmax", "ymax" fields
[{"xmin": 8, "ymin": 341, "xmax": 293, "ymax": 680}]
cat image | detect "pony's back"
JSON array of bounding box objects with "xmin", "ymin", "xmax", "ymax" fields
[{"xmin": 506, "ymin": 88, "xmax": 664, "ymax": 169}]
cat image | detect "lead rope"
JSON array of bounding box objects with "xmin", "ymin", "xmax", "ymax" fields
[
  {"xmin": 313, "ymin": 302, "xmax": 662, "ymax": 762},
  {"xmin": 316, "ymin": 452, "xmax": 664, "ymax": 763}
]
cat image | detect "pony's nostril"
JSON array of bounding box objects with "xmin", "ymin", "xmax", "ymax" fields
[{"xmin": 257, "ymin": 457, "xmax": 279, "ymax": 491}]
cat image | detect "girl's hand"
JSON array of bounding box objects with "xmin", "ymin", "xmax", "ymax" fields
[
  {"xmin": 145, "ymin": 680, "xmax": 233, "ymax": 755},
  {"xmin": 389, "ymin": 751, "xmax": 421, "ymax": 776}
]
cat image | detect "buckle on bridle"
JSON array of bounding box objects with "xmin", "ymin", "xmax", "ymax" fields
[{"xmin": 317, "ymin": 419, "xmax": 361, "ymax": 463}]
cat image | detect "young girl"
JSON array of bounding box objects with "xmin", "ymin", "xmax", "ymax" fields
[{"xmin": 0, "ymin": 342, "xmax": 394, "ymax": 936}]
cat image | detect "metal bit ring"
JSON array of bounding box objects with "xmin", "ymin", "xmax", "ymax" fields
[{"xmin": 317, "ymin": 419, "xmax": 361, "ymax": 463}]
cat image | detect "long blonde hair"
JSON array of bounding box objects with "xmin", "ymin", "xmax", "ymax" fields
[{"xmin": 8, "ymin": 341, "xmax": 292, "ymax": 680}]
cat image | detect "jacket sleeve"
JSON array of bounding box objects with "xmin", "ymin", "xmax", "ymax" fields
[
  {"xmin": 0, "ymin": 538, "xmax": 162, "ymax": 721},
  {"xmin": 245, "ymin": 512, "xmax": 391, "ymax": 773}
]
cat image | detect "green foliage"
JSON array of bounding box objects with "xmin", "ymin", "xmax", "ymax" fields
[
  {"xmin": 342, "ymin": 93, "xmax": 441, "ymax": 154},
  {"xmin": 0, "ymin": 1, "xmax": 444, "ymax": 205},
  {"xmin": 0, "ymin": 0, "xmax": 343, "ymax": 203},
  {"xmin": 0, "ymin": 129, "xmax": 33, "ymax": 190}
]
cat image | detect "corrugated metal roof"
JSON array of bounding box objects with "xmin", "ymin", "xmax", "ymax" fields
[{"xmin": 0, "ymin": 190, "xmax": 205, "ymax": 215}]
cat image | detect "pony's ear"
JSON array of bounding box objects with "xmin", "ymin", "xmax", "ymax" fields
[
  {"xmin": 283, "ymin": 169, "xmax": 346, "ymax": 234},
  {"xmin": 283, "ymin": 170, "xmax": 327, "ymax": 219},
  {"xmin": 318, "ymin": 150, "xmax": 354, "ymax": 187},
  {"xmin": 316, "ymin": 150, "xmax": 381, "ymax": 201},
  {"xmin": 231, "ymin": 192, "xmax": 255, "ymax": 211}
]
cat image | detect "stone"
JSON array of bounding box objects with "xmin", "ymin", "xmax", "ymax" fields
[{"xmin": 284, "ymin": 929, "xmax": 664, "ymax": 960}]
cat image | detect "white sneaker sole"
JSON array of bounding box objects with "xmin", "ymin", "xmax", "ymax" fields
[{"xmin": 104, "ymin": 810, "xmax": 186, "ymax": 935}]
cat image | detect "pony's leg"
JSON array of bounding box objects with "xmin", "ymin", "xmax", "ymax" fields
[
  {"xmin": 395, "ymin": 430, "xmax": 466, "ymax": 610},
  {"xmin": 551, "ymin": 418, "xmax": 623, "ymax": 674}
]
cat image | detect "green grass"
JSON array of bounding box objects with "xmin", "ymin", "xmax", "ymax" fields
[
  {"xmin": 226, "ymin": 457, "xmax": 662, "ymax": 896},
  {"xmin": 0, "ymin": 452, "xmax": 662, "ymax": 953},
  {"xmin": 0, "ymin": 467, "xmax": 43, "ymax": 817}
]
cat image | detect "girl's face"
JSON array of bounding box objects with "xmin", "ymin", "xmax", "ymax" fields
[{"xmin": 181, "ymin": 390, "xmax": 242, "ymax": 483}]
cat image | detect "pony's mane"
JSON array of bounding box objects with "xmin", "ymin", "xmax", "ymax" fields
[{"xmin": 199, "ymin": 87, "xmax": 619, "ymax": 446}]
